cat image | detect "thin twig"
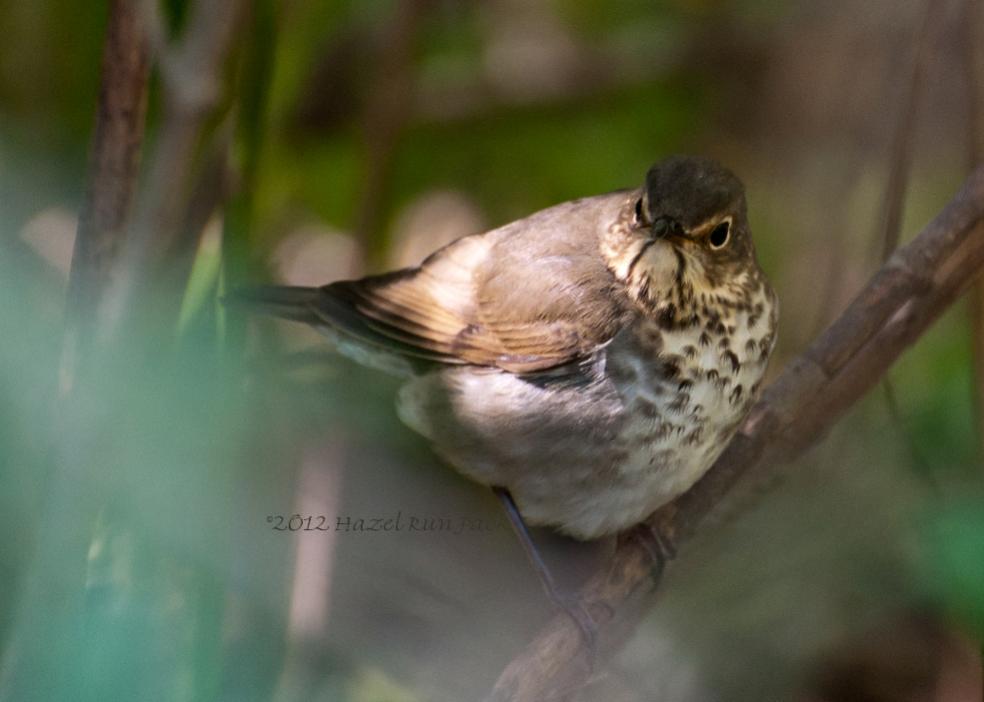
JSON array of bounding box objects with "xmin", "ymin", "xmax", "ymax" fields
[
  {"xmin": 164, "ymin": 122, "xmax": 235, "ymax": 297},
  {"xmin": 877, "ymin": 0, "xmax": 947, "ymax": 260},
  {"xmin": 486, "ymin": 167, "xmax": 984, "ymax": 702},
  {"xmin": 875, "ymin": 0, "xmax": 947, "ymax": 485},
  {"xmin": 807, "ymin": 160, "xmax": 863, "ymax": 337}
]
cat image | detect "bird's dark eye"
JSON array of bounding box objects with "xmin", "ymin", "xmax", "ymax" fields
[
  {"xmin": 709, "ymin": 220, "xmax": 731, "ymax": 249},
  {"xmin": 634, "ymin": 198, "xmax": 646, "ymax": 226}
]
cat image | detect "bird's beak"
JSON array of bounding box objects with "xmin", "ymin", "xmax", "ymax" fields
[{"xmin": 651, "ymin": 215, "xmax": 685, "ymax": 241}]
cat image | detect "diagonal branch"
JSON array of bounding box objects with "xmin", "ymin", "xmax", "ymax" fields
[{"xmin": 487, "ymin": 167, "xmax": 984, "ymax": 702}]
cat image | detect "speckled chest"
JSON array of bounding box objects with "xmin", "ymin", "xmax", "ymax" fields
[{"xmin": 605, "ymin": 284, "xmax": 777, "ymax": 503}]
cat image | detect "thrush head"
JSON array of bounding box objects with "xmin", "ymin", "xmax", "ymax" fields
[{"xmin": 605, "ymin": 155, "xmax": 762, "ymax": 317}]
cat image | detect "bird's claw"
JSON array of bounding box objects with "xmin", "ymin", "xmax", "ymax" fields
[
  {"xmin": 555, "ymin": 596, "xmax": 599, "ymax": 668},
  {"xmin": 626, "ymin": 523, "xmax": 677, "ymax": 588}
]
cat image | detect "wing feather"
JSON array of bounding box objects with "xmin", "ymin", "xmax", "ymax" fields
[{"xmin": 243, "ymin": 193, "xmax": 634, "ymax": 373}]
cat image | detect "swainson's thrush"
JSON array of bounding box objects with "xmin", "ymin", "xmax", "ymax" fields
[{"xmin": 236, "ymin": 156, "xmax": 777, "ymax": 540}]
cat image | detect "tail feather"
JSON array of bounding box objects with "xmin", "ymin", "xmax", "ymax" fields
[
  {"xmin": 225, "ymin": 284, "xmax": 442, "ymax": 375},
  {"xmin": 224, "ymin": 285, "xmax": 322, "ymax": 325}
]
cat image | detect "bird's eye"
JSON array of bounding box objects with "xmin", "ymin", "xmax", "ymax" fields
[
  {"xmin": 709, "ymin": 220, "xmax": 731, "ymax": 249},
  {"xmin": 634, "ymin": 198, "xmax": 646, "ymax": 226}
]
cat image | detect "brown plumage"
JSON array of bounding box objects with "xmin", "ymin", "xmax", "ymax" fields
[{"xmin": 233, "ymin": 156, "xmax": 778, "ymax": 539}]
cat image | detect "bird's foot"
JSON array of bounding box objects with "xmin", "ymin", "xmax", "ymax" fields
[
  {"xmin": 491, "ymin": 486, "xmax": 601, "ymax": 664},
  {"xmin": 623, "ymin": 523, "xmax": 677, "ymax": 588},
  {"xmin": 553, "ymin": 595, "xmax": 600, "ymax": 668}
]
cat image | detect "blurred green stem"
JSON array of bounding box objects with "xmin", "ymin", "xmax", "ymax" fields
[
  {"xmin": 214, "ymin": 3, "xmax": 282, "ymax": 701},
  {"xmin": 220, "ymin": 0, "xmax": 277, "ymax": 351},
  {"xmin": 0, "ymin": 2, "xmax": 149, "ymax": 699}
]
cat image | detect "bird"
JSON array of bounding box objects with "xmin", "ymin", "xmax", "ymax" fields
[{"xmin": 231, "ymin": 155, "xmax": 777, "ymax": 629}]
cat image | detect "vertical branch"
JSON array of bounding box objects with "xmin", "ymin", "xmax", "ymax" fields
[
  {"xmin": 99, "ymin": 0, "xmax": 245, "ymax": 341},
  {"xmin": 807, "ymin": 161, "xmax": 863, "ymax": 337},
  {"xmin": 62, "ymin": 0, "xmax": 150, "ymax": 387},
  {"xmin": 877, "ymin": 0, "xmax": 947, "ymax": 260},
  {"xmin": 353, "ymin": 0, "xmax": 431, "ymax": 266},
  {"xmin": 2, "ymin": 1, "xmax": 248, "ymax": 698},
  {"xmin": 221, "ymin": 0, "xmax": 277, "ymax": 350},
  {"xmin": 0, "ymin": 2, "xmax": 151, "ymax": 698},
  {"xmin": 875, "ymin": 0, "xmax": 947, "ymax": 482},
  {"xmin": 210, "ymin": 2, "xmax": 284, "ymax": 698},
  {"xmin": 965, "ymin": 0, "xmax": 983, "ymax": 170},
  {"xmin": 963, "ymin": 0, "xmax": 984, "ymax": 465}
]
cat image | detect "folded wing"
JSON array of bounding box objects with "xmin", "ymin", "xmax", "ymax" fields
[{"xmin": 313, "ymin": 226, "xmax": 628, "ymax": 373}]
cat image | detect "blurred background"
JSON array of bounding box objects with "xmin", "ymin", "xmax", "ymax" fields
[{"xmin": 1, "ymin": 0, "xmax": 983, "ymax": 700}]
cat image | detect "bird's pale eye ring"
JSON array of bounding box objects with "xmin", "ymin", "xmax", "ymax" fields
[
  {"xmin": 634, "ymin": 198, "xmax": 647, "ymax": 227},
  {"xmin": 709, "ymin": 219, "xmax": 731, "ymax": 249}
]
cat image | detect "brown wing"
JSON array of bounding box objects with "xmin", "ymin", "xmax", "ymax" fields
[{"xmin": 317, "ymin": 221, "xmax": 629, "ymax": 373}]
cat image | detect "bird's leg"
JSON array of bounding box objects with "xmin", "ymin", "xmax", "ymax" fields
[
  {"xmin": 622, "ymin": 521, "xmax": 677, "ymax": 588},
  {"xmin": 492, "ymin": 487, "xmax": 598, "ymax": 651}
]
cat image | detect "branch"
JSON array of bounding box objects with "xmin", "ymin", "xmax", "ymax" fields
[
  {"xmin": 963, "ymin": 0, "xmax": 983, "ymax": 169},
  {"xmin": 874, "ymin": 0, "xmax": 945, "ymax": 483},
  {"xmin": 62, "ymin": 0, "xmax": 150, "ymax": 385},
  {"xmin": 0, "ymin": 2, "xmax": 150, "ymax": 696},
  {"xmin": 876, "ymin": 0, "xmax": 947, "ymax": 260},
  {"xmin": 98, "ymin": 0, "xmax": 245, "ymax": 340},
  {"xmin": 487, "ymin": 167, "xmax": 984, "ymax": 702},
  {"xmin": 962, "ymin": 0, "xmax": 984, "ymax": 465},
  {"xmin": 1, "ymin": 2, "xmax": 244, "ymax": 696},
  {"xmin": 352, "ymin": 0, "xmax": 431, "ymax": 266}
]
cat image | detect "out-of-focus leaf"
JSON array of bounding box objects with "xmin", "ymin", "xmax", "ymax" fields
[{"xmin": 920, "ymin": 503, "xmax": 984, "ymax": 637}]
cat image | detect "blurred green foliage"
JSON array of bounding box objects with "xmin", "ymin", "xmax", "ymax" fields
[
  {"xmin": 1, "ymin": 0, "xmax": 983, "ymax": 700},
  {"xmin": 922, "ymin": 503, "xmax": 984, "ymax": 639}
]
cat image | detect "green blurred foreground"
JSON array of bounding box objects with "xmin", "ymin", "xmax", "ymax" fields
[{"xmin": 1, "ymin": 1, "xmax": 984, "ymax": 700}]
